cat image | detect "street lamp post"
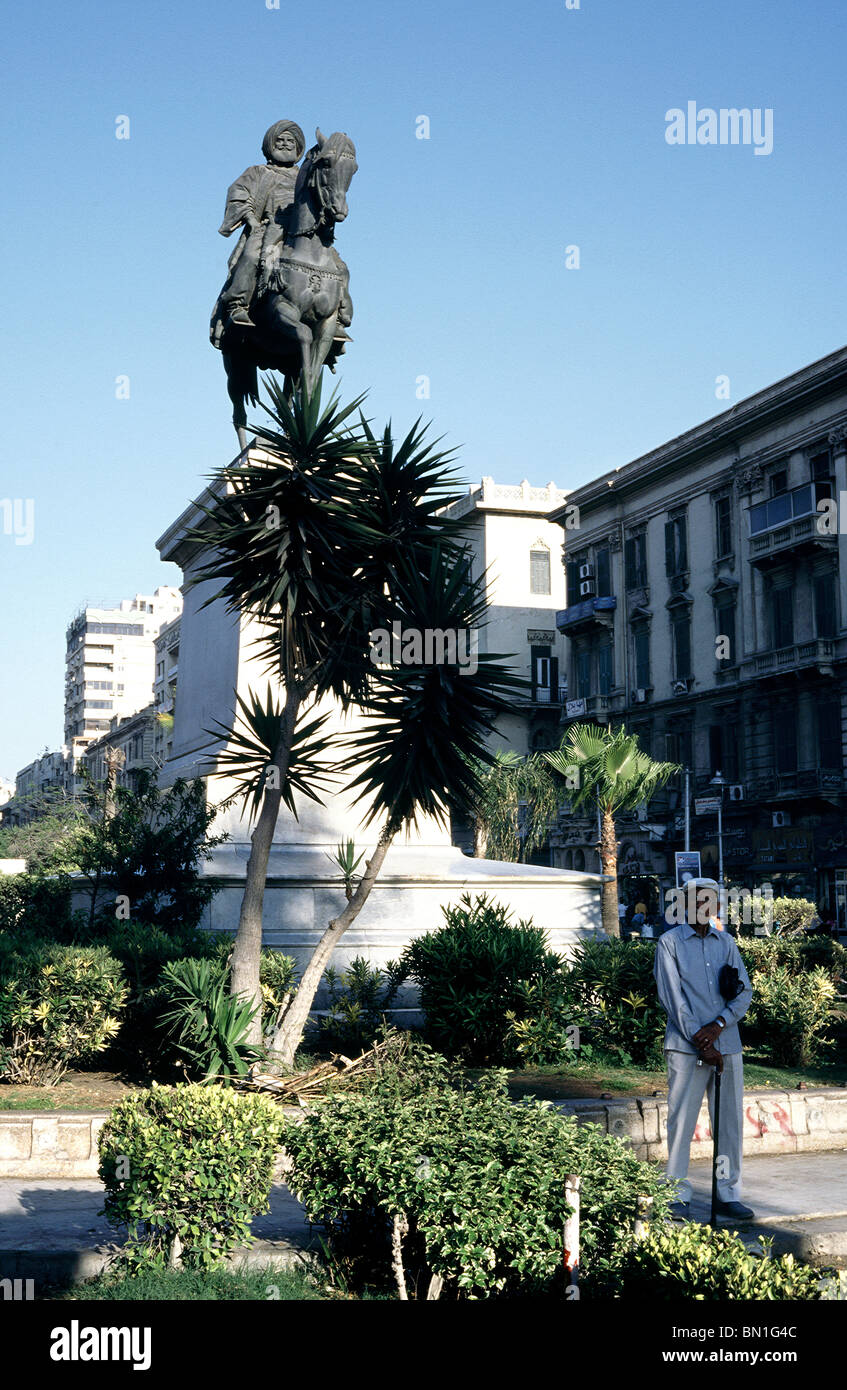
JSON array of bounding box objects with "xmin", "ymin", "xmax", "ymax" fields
[{"xmin": 710, "ymin": 771, "xmax": 727, "ymax": 896}]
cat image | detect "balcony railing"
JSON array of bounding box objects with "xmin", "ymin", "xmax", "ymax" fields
[
  {"xmin": 746, "ymin": 768, "xmax": 843, "ymax": 800},
  {"xmin": 744, "ymin": 638, "xmax": 835, "ymax": 679}
]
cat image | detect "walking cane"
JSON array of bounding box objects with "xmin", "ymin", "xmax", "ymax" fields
[{"xmin": 710, "ymin": 1062, "xmax": 722, "ymax": 1227}]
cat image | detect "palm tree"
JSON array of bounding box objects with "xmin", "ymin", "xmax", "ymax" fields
[
  {"xmin": 543, "ymin": 724, "xmax": 679, "ymax": 939},
  {"xmin": 467, "ymin": 750, "xmax": 562, "ymax": 862},
  {"xmin": 192, "ymin": 380, "xmax": 524, "ymax": 1063}
]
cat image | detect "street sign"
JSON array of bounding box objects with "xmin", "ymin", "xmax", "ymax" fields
[
  {"xmin": 675, "ymin": 851, "xmax": 701, "ymax": 888},
  {"xmin": 694, "ymin": 797, "xmax": 722, "ymax": 815},
  {"xmin": 565, "ymin": 699, "xmax": 586, "ymax": 718}
]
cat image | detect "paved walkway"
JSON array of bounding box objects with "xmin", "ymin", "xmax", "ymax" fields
[
  {"xmin": 683, "ymin": 1149, "xmax": 847, "ymax": 1265},
  {"xmin": 3, "ymin": 1149, "xmax": 847, "ymax": 1284}
]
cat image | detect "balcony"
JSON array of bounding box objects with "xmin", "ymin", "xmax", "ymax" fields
[
  {"xmin": 556, "ymin": 595, "xmax": 616, "ymax": 634},
  {"xmin": 748, "ymin": 485, "xmax": 836, "ymax": 566},
  {"xmin": 746, "ymin": 768, "xmax": 843, "ymax": 801},
  {"xmin": 742, "ymin": 638, "xmax": 835, "ymax": 681},
  {"xmin": 561, "ymin": 691, "xmax": 624, "ymax": 723}
]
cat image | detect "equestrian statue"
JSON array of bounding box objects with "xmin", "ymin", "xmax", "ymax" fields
[{"xmin": 210, "ymin": 118, "xmax": 358, "ymax": 445}]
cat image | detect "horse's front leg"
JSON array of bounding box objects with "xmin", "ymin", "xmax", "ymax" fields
[{"xmin": 309, "ymin": 311, "xmax": 340, "ymax": 388}]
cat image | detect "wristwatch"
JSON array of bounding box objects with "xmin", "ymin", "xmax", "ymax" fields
[{"xmin": 716, "ymin": 1018, "xmax": 726, "ymax": 1030}]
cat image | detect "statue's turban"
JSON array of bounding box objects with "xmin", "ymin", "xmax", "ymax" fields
[{"xmin": 262, "ymin": 120, "xmax": 306, "ymax": 161}]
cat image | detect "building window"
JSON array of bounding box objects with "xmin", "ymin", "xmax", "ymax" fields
[
  {"xmin": 818, "ymin": 701, "xmax": 842, "ymax": 770},
  {"xmin": 665, "ymin": 727, "xmax": 692, "ymax": 784},
  {"xmin": 709, "ymin": 722, "xmax": 739, "ymax": 782},
  {"xmin": 770, "ymin": 587, "xmax": 794, "ymax": 649},
  {"xmin": 715, "ymin": 495, "xmax": 733, "ymax": 557},
  {"xmin": 714, "ymin": 595, "xmax": 737, "ymax": 668},
  {"xmin": 595, "ymin": 546, "xmax": 611, "ymax": 597},
  {"xmin": 665, "ymin": 515, "xmax": 688, "ymax": 577},
  {"xmin": 530, "ymin": 547, "xmax": 551, "ymax": 596},
  {"xmin": 575, "ymin": 648, "xmax": 591, "ymax": 699},
  {"xmin": 632, "ymin": 624, "xmax": 650, "ymax": 689},
  {"xmin": 770, "ymin": 469, "xmax": 788, "ymax": 497},
  {"xmin": 810, "ymin": 450, "xmax": 833, "ymax": 503},
  {"xmin": 531, "ymin": 644, "xmax": 558, "ymax": 702},
  {"xmin": 597, "ymin": 641, "xmax": 613, "ymax": 695},
  {"xmin": 624, "ymin": 532, "xmax": 647, "ymax": 589},
  {"xmin": 815, "ymin": 571, "xmax": 837, "ymax": 640},
  {"xmin": 773, "ymin": 707, "xmax": 797, "ymax": 773},
  {"xmin": 671, "ymin": 609, "xmax": 692, "ymax": 680}
]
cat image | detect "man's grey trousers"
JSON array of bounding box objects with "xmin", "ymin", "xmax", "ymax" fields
[{"xmin": 664, "ymin": 1050, "xmax": 744, "ymax": 1204}]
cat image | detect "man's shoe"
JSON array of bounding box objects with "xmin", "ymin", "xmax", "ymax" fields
[
  {"xmin": 714, "ymin": 1200, "xmax": 755, "ymax": 1221},
  {"xmin": 669, "ymin": 1201, "xmax": 690, "ymax": 1220}
]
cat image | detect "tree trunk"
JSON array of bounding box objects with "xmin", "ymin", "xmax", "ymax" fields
[
  {"xmin": 229, "ymin": 688, "xmax": 300, "ymax": 1046},
  {"xmin": 599, "ymin": 806, "xmax": 620, "ymax": 939},
  {"xmin": 473, "ymin": 818, "xmax": 488, "ymax": 858},
  {"xmin": 268, "ymin": 825, "xmax": 394, "ymax": 1068}
]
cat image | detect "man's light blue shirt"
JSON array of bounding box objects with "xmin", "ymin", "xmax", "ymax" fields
[{"xmin": 654, "ymin": 923, "xmax": 753, "ymax": 1055}]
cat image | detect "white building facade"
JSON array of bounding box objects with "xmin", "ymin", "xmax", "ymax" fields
[{"xmin": 64, "ymin": 588, "xmax": 182, "ymax": 774}]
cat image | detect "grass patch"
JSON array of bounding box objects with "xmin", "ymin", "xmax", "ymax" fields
[
  {"xmin": 0, "ymin": 1070, "xmax": 146, "ymax": 1112},
  {"xmin": 505, "ymin": 1056, "xmax": 847, "ymax": 1102},
  {"xmin": 55, "ymin": 1264, "xmax": 331, "ymax": 1301}
]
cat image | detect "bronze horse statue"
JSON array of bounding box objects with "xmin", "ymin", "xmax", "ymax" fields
[{"xmin": 211, "ymin": 128, "xmax": 358, "ymax": 445}]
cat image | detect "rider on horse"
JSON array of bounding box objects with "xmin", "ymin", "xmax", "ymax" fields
[{"xmin": 214, "ymin": 119, "xmax": 306, "ymax": 333}]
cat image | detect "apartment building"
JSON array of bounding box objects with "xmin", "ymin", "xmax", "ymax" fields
[
  {"xmin": 152, "ymin": 616, "xmax": 181, "ymax": 767},
  {"xmin": 550, "ymin": 346, "xmax": 847, "ymax": 920},
  {"xmin": 444, "ymin": 477, "xmax": 569, "ymax": 755},
  {"xmin": 64, "ymin": 588, "xmax": 182, "ymax": 775},
  {"xmin": 82, "ymin": 705, "xmax": 157, "ymax": 791}
]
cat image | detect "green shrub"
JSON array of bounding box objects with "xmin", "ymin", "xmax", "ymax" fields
[
  {"xmin": 745, "ymin": 964, "xmax": 844, "ymax": 1066},
  {"xmin": 311, "ymin": 957, "xmax": 403, "ymax": 1053},
  {"xmin": 0, "ymin": 873, "xmax": 78, "ymax": 940},
  {"xmin": 739, "ymin": 935, "xmax": 847, "ymax": 980},
  {"xmin": 282, "ymin": 1037, "xmax": 672, "ymax": 1298},
  {"xmin": 99, "ymin": 1084, "xmax": 286, "ymax": 1270},
  {"xmin": 729, "ymin": 895, "xmax": 817, "ymax": 937},
  {"xmin": 0, "ymin": 942, "xmax": 126, "ymax": 1084},
  {"xmin": 397, "ymin": 894, "xmax": 565, "ymax": 1065},
  {"xmin": 613, "ymin": 1222, "xmax": 822, "ymax": 1300},
  {"xmin": 563, "ymin": 938, "xmax": 665, "ymax": 1067}
]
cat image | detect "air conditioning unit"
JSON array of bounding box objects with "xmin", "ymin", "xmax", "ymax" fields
[
  {"xmin": 578, "ymin": 563, "xmax": 594, "ymax": 580},
  {"xmin": 728, "ymin": 785, "xmax": 744, "ymax": 802},
  {"xmin": 579, "ymin": 577, "xmax": 596, "ymax": 598},
  {"xmin": 772, "ymin": 811, "xmax": 792, "ymax": 828},
  {"xmin": 671, "ymin": 679, "xmax": 689, "ymax": 695},
  {"xmin": 631, "ymin": 688, "xmax": 647, "ymax": 703}
]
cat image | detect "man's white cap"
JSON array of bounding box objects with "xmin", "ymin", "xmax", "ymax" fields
[{"xmin": 685, "ymin": 877, "xmax": 720, "ymax": 892}]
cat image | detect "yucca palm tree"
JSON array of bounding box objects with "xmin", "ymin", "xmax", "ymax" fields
[
  {"xmin": 543, "ymin": 724, "xmax": 679, "ymax": 939},
  {"xmin": 192, "ymin": 380, "xmax": 524, "ymax": 1063}
]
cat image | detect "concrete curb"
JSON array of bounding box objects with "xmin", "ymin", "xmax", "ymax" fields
[
  {"xmin": 3, "ymin": 1086, "xmax": 847, "ymax": 1179},
  {"xmin": 552, "ymin": 1088, "xmax": 847, "ymax": 1163}
]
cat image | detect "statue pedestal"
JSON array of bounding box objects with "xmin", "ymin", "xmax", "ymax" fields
[{"xmin": 155, "ymin": 474, "xmax": 603, "ymax": 998}]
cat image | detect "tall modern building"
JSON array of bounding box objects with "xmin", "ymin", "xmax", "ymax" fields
[
  {"xmin": 64, "ymin": 589, "xmax": 182, "ymax": 773},
  {"xmin": 549, "ymin": 345, "xmax": 847, "ymax": 920}
]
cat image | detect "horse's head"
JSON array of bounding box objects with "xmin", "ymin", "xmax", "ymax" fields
[{"xmin": 305, "ymin": 128, "xmax": 358, "ymax": 225}]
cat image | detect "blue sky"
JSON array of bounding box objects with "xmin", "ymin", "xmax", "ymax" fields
[{"xmin": 1, "ymin": 0, "xmax": 846, "ymax": 778}]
